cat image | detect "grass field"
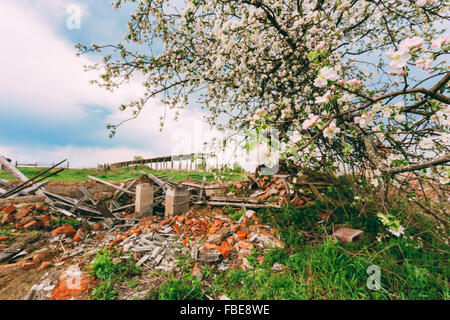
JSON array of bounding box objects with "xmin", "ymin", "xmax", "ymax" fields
[{"xmin": 0, "ymin": 165, "xmax": 245, "ymax": 183}]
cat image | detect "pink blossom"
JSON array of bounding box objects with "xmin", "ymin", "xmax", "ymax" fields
[
  {"xmin": 399, "ymin": 37, "xmax": 424, "ymax": 50},
  {"xmin": 302, "ymin": 114, "xmax": 320, "ymax": 130},
  {"xmin": 347, "ymin": 79, "xmax": 363, "ymax": 86},
  {"xmin": 315, "ymin": 41, "xmax": 326, "ymax": 50},
  {"xmin": 386, "ymin": 48, "xmax": 411, "ymax": 69},
  {"xmin": 431, "ymin": 35, "xmax": 449, "ymax": 49}
]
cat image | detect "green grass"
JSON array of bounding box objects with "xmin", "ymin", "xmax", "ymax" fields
[
  {"xmin": 149, "ymin": 277, "xmax": 205, "ymax": 300},
  {"xmin": 210, "ymin": 236, "xmax": 448, "ymax": 300},
  {"xmin": 53, "ymin": 217, "xmax": 81, "ymax": 230},
  {"xmin": 0, "ymin": 165, "xmax": 245, "ymax": 182},
  {"xmin": 87, "ymin": 249, "xmax": 141, "ymax": 300},
  {"xmin": 207, "ymin": 176, "xmax": 449, "ymax": 300}
]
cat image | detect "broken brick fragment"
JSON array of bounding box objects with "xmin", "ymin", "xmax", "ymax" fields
[
  {"xmin": 1, "ymin": 205, "xmax": 16, "ymax": 215},
  {"xmin": 208, "ymin": 227, "xmax": 219, "ymax": 234},
  {"xmin": 173, "ymin": 223, "xmax": 182, "ymax": 234},
  {"xmin": 332, "ymin": 228, "xmax": 364, "ymax": 243},
  {"xmin": 237, "ymin": 230, "xmax": 247, "ymax": 241},
  {"xmin": 24, "ymin": 220, "xmax": 38, "ymax": 230},
  {"xmin": 192, "ymin": 262, "xmax": 203, "ymax": 280},
  {"xmin": 38, "ymin": 261, "xmax": 52, "ymax": 270},
  {"xmin": 259, "ymin": 193, "xmax": 270, "ymax": 201},
  {"xmin": 204, "ymin": 242, "xmax": 220, "ymax": 251},
  {"xmin": 52, "ymin": 224, "xmax": 77, "ymax": 237},
  {"xmin": 38, "ymin": 215, "xmax": 51, "ymax": 228},
  {"xmin": 0, "ymin": 235, "xmax": 9, "ymax": 241},
  {"xmin": 15, "ymin": 206, "xmax": 33, "ymax": 220},
  {"xmin": 226, "ymin": 236, "xmax": 235, "ymax": 246},
  {"xmin": 93, "ymin": 222, "xmax": 102, "ymax": 230},
  {"xmin": 219, "ymin": 245, "xmax": 231, "ymax": 258},
  {"xmin": 160, "ymin": 218, "xmax": 172, "ymax": 226},
  {"xmin": 20, "ymin": 260, "xmax": 39, "ymax": 270},
  {"xmin": 238, "ymin": 240, "xmax": 254, "ymax": 251},
  {"xmin": 1, "ymin": 213, "xmax": 14, "ymax": 224}
]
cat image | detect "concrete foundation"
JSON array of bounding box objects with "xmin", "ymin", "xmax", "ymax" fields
[
  {"xmin": 135, "ymin": 183, "xmax": 154, "ymax": 217},
  {"xmin": 165, "ymin": 186, "xmax": 189, "ymax": 217}
]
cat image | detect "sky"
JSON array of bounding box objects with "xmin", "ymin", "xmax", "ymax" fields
[{"xmin": 0, "ymin": 0, "xmax": 224, "ymax": 168}]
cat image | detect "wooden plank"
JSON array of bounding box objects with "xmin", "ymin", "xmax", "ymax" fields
[
  {"xmin": 9, "ymin": 180, "xmax": 50, "ymax": 199},
  {"xmin": 198, "ymin": 176, "xmax": 206, "ymax": 201},
  {"xmin": 194, "ymin": 201, "xmax": 280, "ymax": 209},
  {"xmin": 0, "ymin": 195, "xmax": 46, "ymax": 206},
  {"xmin": 70, "ymin": 193, "xmax": 89, "ymax": 213},
  {"xmin": 209, "ymin": 196, "xmax": 259, "ymax": 203},
  {"xmin": 88, "ymin": 176, "xmax": 135, "ymax": 195},
  {"xmin": 115, "ymin": 179, "xmax": 137, "ymax": 201},
  {"xmin": 0, "ymin": 156, "xmax": 28, "ymax": 183},
  {"xmin": 111, "ymin": 203, "xmax": 135, "ymax": 213},
  {"xmin": 181, "ymin": 182, "xmax": 226, "ymax": 190}
]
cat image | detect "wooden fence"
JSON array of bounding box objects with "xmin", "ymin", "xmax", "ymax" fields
[
  {"xmin": 101, "ymin": 153, "xmax": 218, "ymax": 172},
  {"xmin": 15, "ymin": 161, "xmax": 70, "ymax": 169}
]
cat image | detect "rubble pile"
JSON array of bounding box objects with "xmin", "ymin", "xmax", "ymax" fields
[{"xmin": 0, "ymin": 154, "xmax": 335, "ymax": 300}]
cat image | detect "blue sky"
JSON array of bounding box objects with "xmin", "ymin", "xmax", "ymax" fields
[{"xmin": 0, "ymin": 0, "xmax": 212, "ymax": 168}]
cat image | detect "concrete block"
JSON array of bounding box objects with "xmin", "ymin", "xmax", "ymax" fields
[
  {"xmin": 165, "ymin": 187, "xmax": 189, "ymax": 217},
  {"xmin": 135, "ymin": 184, "xmax": 154, "ymax": 217}
]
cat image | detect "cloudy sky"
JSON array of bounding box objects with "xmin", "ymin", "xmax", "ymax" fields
[{"xmin": 0, "ymin": 0, "xmax": 220, "ymax": 168}]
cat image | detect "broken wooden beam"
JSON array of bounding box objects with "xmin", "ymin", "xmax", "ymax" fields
[
  {"xmin": 88, "ymin": 176, "xmax": 135, "ymax": 195},
  {"xmin": 0, "ymin": 195, "xmax": 46, "ymax": 207},
  {"xmin": 193, "ymin": 201, "xmax": 281, "ymax": 209},
  {"xmin": 0, "ymin": 156, "xmax": 28, "ymax": 183}
]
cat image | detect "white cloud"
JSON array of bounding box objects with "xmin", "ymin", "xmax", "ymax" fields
[
  {"xmin": 0, "ymin": 1, "xmax": 141, "ymax": 119},
  {"xmin": 0, "ymin": 144, "xmax": 154, "ymax": 169},
  {"xmin": 0, "ymin": 1, "xmax": 221, "ymax": 166}
]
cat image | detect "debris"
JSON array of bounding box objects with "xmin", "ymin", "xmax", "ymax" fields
[{"xmin": 332, "ymin": 228, "xmax": 364, "ymax": 243}]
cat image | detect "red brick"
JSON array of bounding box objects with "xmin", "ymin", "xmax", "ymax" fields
[
  {"xmin": 219, "ymin": 245, "xmax": 231, "ymax": 258},
  {"xmin": 1, "ymin": 213, "xmax": 13, "ymax": 224},
  {"xmin": 39, "ymin": 261, "xmax": 52, "ymax": 270},
  {"xmin": 160, "ymin": 218, "xmax": 172, "ymax": 226},
  {"xmin": 173, "ymin": 223, "xmax": 182, "ymax": 234},
  {"xmin": 259, "ymin": 193, "xmax": 270, "ymax": 201},
  {"xmin": 20, "ymin": 260, "xmax": 38, "ymax": 269},
  {"xmin": 35, "ymin": 204, "xmax": 45, "ymax": 211},
  {"xmin": 0, "ymin": 235, "xmax": 9, "ymax": 241},
  {"xmin": 204, "ymin": 242, "xmax": 220, "ymax": 250},
  {"xmin": 238, "ymin": 240, "xmax": 254, "ymax": 250},
  {"xmin": 208, "ymin": 227, "xmax": 219, "ymax": 234},
  {"xmin": 51, "ymin": 224, "xmax": 76, "ymax": 236},
  {"xmin": 18, "ymin": 216, "xmax": 34, "ymax": 226},
  {"xmin": 15, "ymin": 206, "xmax": 33, "ymax": 220},
  {"xmin": 38, "ymin": 215, "xmax": 51, "ymax": 228},
  {"xmin": 24, "ymin": 220, "xmax": 38, "ymax": 230},
  {"xmin": 93, "ymin": 222, "xmax": 102, "ymax": 230},
  {"xmin": 1, "ymin": 205, "xmax": 16, "ymax": 215},
  {"xmin": 237, "ymin": 230, "xmax": 247, "ymax": 241}
]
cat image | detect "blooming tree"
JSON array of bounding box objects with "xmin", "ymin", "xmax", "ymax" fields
[{"xmin": 78, "ymin": 0, "xmax": 449, "ymax": 220}]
